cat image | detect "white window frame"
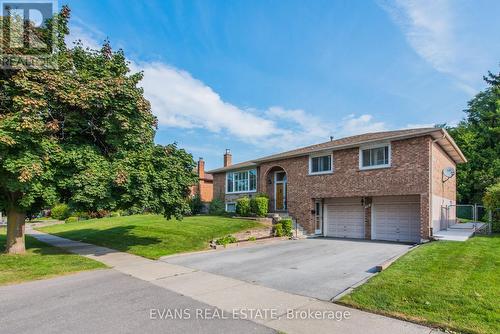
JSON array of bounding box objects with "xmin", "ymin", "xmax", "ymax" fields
[
  {"xmin": 225, "ymin": 169, "xmax": 257, "ymax": 194},
  {"xmin": 359, "ymin": 143, "xmax": 391, "ymax": 170},
  {"xmin": 225, "ymin": 202, "xmax": 236, "ymax": 213},
  {"xmin": 308, "ymin": 153, "xmax": 334, "ymax": 175}
]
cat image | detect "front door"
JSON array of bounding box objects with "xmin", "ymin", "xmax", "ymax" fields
[
  {"xmin": 276, "ymin": 183, "xmax": 284, "ymax": 210},
  {"xmin": 275, "ymin": 171, "xmax": 287, "ymax": 211},
  {"xmin": 315, "ymin": 200, "xmax": 323, "ymax": 234}
]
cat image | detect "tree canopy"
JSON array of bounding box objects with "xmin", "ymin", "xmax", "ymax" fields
[
  {"xmin": 447, "ymin": 69, "xmax": 500, "ymax": 204},
  {"xmin": 0, "ymin": 7, "xmax": 197, "ymax": 253}
]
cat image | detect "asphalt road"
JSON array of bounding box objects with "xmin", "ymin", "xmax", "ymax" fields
[
  {"xmin": 0, "ymin": 269, "xmax": 276, "ymax": 334},
  {"xmin": 163, "ymin": 238, "xmax": 412, "ymax": 300}
]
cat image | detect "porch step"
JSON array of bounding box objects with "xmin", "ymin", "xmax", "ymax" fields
[{"xmin": 268, "ymin": 213, "xmax": 309, "ymax": 239}]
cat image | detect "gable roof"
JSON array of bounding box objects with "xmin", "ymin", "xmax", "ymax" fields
[{"xmin": 207, "ymin": 128, "xmax": 466, "ymax": 173}]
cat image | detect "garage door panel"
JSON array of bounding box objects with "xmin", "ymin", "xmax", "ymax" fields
[
  {"xmin": 373, "ymin": 201, "xmax": 420, "ymax": 243},
  {"xmin": 326, "ymin": 204, "xmax": 364, "ymax": 239}
]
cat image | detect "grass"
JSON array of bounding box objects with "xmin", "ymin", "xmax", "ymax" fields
[
  {"xmin": 340, "ymin": 235, "xmax": 500, "ymax": 334},
  {"xmin": 39, "ymin": 215, "xmax": 265, "ymax": 259},
  {"xmin": 0, "ymin": 229, "xmax": 106, "ymax": 286}
]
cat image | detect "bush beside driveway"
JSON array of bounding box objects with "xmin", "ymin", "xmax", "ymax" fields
[
  {"xmin": 38, "ymin": 215, "xmax": 265, "ymax": 259},
  {"xmin": 340, "ymin": 235, "xmax": 500, "ymax": 334}
]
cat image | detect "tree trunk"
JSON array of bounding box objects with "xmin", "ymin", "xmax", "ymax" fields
[{"xmin": 5, "ymin": 209, "xmax": 26, "ymax": 254}]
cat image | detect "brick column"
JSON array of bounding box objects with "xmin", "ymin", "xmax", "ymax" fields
[
  {"xmin": 364, "ymin": 197, "xmax": 372, "ymax": 240},
  {"xmin": 420, "ymin": 193, "xmax": 430, "ymax": 240}
]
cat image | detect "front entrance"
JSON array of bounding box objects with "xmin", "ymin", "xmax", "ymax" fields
[{"xmin": 274, "ymin": 171, "xmax": 287, "ymax": 211}]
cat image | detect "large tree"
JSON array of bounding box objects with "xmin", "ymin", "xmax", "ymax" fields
[
  {"xmin": 447, "ymin": 68, "xmax": 500, "ymax": 204},
  {"xmin": 0, "ymin": 7, "xmax": 197, "ymax": 254}
]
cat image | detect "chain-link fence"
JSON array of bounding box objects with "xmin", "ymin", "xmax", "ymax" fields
[{"xmin": 442, "ymin": 204, "xmax": 498, "ymax": 234}]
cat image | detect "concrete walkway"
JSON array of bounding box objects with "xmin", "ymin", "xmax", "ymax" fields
[
  {"xmin": 433, "ymin": 222, "xmax": 485, "ymax": 241},
  {"xmin": 28, "ymin": 229, "xmax": 440, "ymax": 334}
]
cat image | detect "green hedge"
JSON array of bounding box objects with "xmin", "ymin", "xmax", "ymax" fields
[
  {"xmin": 274, "ymin": 223, "xmax": 284, "ymax": 237},
  {"xmin": 65, "ymin": 216, "xmax": 79, "ymax": 223},
  {"xmin": 250, "ymin": 196, "xmax": 268, "ymax": 217},
  {"xmin": 281, "ymin": 218, "xmax": 293, "ymax": 237},
  {"xmin": 209, "ymin": 198, "xmax": 225, "ymax": 215},
  {"xmin": 51, "ymin": 203, "xmax": 71, "ymax": 220},
  {"xmin": 236, "ymin": 197, "xmax": 251, "ymax": 216}
]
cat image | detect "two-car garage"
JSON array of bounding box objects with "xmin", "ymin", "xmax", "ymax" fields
[{"xmin": 324, "ymin": 196, "xmax": 421, "ymax": 243}]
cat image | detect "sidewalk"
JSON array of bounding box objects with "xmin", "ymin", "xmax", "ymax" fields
[{"xmin": 28, "ymin": 229, "xmax": 440, "ymax": 334}]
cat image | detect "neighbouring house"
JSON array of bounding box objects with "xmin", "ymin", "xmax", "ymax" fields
[
  {"xmin": 190, "ymin": 158, "xmax": 214, "ymax": 210},
  {"xmin": 207, "ymin": 128, "xmax": 466, "ymax": 243}
]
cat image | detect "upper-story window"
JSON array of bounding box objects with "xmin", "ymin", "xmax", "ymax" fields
[
  {"xmin": 309, "ymin": 154, "xmax": 333, "ymax": 174},
  {"xmin": 226, "ymin": 169, "xmax": 257, "ymax": 193},
  {"xmin": 360, "ymin": 144, "xmax": 390, "ymax": 169}
]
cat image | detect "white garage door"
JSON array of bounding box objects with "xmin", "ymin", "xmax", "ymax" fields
[
  {"xmin": 373, "ymin": 197, "xmax": 420, "ymax": 243},
  {"xmin": 326, "ymin": 202, "xmax": 365, "ymax": 239}
]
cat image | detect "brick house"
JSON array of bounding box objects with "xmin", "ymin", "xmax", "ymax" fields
[
  {"xmin": 207, "ymin": 128, "xmax": 466, "ymax": 243},
  {"xmin": 190, "ymin": 158, "xmax": 213, "ymax": 204}
]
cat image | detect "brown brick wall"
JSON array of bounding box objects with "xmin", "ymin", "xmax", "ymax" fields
[
  {"xmin": 213, "ymin": 136, "xmax": 434, "ymax": 238},
  {"xmin": 213, "ymin": 173, "xmax": 226, "ymax": 200},
  {"xmin": 199, "ymin": 181, "xmax": 213, "ymax": 202},
  {"xmin": 432, "ymin": 143, "xmax": 456, "ymax": 200}
]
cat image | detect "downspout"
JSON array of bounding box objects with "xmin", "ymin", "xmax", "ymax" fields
[{"xmin": 429, "ymin": 133, "xmax": 446, "ymax": 238}]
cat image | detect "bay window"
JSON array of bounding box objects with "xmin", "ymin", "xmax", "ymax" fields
[{"xmin": 226, "ymin": 169, "xmax": 257, "ymax": 193}]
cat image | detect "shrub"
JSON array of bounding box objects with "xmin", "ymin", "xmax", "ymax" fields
[
  {"xmin": 110, "ymin": 211, "xmax": 121, "ymax": 217},
  {"xmin": 73, "ymin": 211, "xmax": 90, "ymax": 220},
  {"xmin": 215, "ymin": 235, "xmax": 238, "ymax": 247},
  {"xmin": 209, "ymin": 198, "xmax": 225, "ymax": 215},
  {"xmin": 65, "ymin": 216, "xmax": 79, "ymax": 223},
  {"xmin": 274, "ymin": 222, "xmax": 284, "ymax": 237},
  {"xmin": 88, "ymin": 210, "xmax": 110, "ymax": 219},
  {"xmin": 483, "ymin": 182, "xmax": 500, "ymax": 211},
  {"xmin": 248, "ymin": 236, "xmax": 257, "ymax": 241},
  {"xmin": 483, "ymin": 182, "xmax": 500, "ymax": 232},
  {"xmin": 51, "ymin": 203, "xmax": 71, "ymax": 220},
  {"xmin": 250, "ymin": 196, "xmax": 268, "ymax": 217},
  {"xmin": 236, "ymin": 197, "xmax": 251, "ymax": 216},
  {"xmin": 189, "ymin": 194, "xmax": 204, "ymax": 215},
  {"xmin": 281, "ymin": 218, "xmax": 293, "ymax": 237}
]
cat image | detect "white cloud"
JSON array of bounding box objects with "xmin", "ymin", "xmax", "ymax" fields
[
  {"xmin": 405, "ymin": 123, "xmax": 435, "ymax": 129},
  {"xmin": 131, "ymin": 62, "xmax": 277, "ymax": 139},
  {"xmin": 337, "ymin": 114, "xmax": 387, "ymax": 137},
  {"xmin": 67, "ymin": 22, "xmax": 391, "ymax": 151},
  {"xmin": 65, "ymin": 19, "xmax": 105, "ymax": 50},
  {"xmin": 379, "ymin": 0, "xmax": 481, "ymax": 94}
]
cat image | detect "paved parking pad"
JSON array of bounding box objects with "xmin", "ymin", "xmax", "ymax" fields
[{"xmin": 162, "ymin": 238, "xmax": 412, "ymax": 300}]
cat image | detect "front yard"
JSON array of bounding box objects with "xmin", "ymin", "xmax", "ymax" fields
[
  {"xmin": 38, "ymin": 215, "xmax": 265, "ymax": 259},
  {"xmin": 340, "ymin": 235, "xmax": 500, "ymax": 334},
  {"xmin": 0, "ymin": 229, "xmax": 106, "ymax": 286}
]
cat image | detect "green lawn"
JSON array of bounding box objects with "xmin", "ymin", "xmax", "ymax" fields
[
  {"xmin": 0, "ymin": 229, "xmax": 106, "ymax": 286},
  {"xmin": 38, "ymin": 215, "xmax": 264, "ymax": 259},
  {"xmin": 340, "ymin": 235, "xmax": 500, "ymax": 334}
]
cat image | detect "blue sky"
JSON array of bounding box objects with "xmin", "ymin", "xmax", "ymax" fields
[{"xmin": 64, "ymin": 0, "xmax": 500, "ymax": 170}]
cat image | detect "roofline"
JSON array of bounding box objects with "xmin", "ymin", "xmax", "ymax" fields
[
  {"xmin": 436, "ymin": 128, "xmax": 467, "ymax": 163},
  {"xmin": 207, "ymin": 128, "xmax": 467, "ymax": 174},
  {"xmin": 252, "ymin": 128, "xmax": 441, "ymax": 163}
]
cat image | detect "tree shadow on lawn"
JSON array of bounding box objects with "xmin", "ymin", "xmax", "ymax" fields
[{"xmin": 38, "ymin": 225, "xmax": 163, "ymax": 255}]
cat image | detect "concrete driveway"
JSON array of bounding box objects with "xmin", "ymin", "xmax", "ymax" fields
[{"xmin": 162, "ymin": 238, "xmax": 413, "ymax": 301}]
